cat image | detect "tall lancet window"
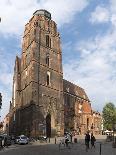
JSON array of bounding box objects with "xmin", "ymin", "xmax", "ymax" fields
[
  {"xmin": 13, "ymin": 113, "xmax": 16, "ymax": 121},
  {"xmin": 46, "ymin": 35, "xmax": 51, "ymax": 48},
  {"xmin": 47, "ymin": 71, "xmax": 51, "ymax": 86},
  {"xmin": 46, "ymin": 54, "xmax": 49, "ymax": 66}
]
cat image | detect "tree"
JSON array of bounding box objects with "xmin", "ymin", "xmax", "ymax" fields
[{"xmin": 102, "ymin": 102, "xmax": 116, "ymax": 130}]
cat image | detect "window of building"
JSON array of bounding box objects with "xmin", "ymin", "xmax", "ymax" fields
[
  {"xmin": 36, "ymin": 22, "xmax": 38, "ymax": 27},
  {"xmin": 46, "ymin": 55, "xmax": 49, "ymax": 66},
  {"xmin": 13, "ymin": 113, "xmax": 16, "ymax": 121},
  {"xmin": 46, "ymin": 35, "xmax": 49, "ymax": 47},
  {"xmin": 87, "ymin": 118, "xmax": 89, "ymax": 129},
  {"xmin": 49, "ymin": 38, "xmax": 51, "ymax": 48},
  {"xmin": 25, "ymin": 70, "xmax": 28, "ymax": 76},
  {"xmin": 46, "ymin": 35, "xmax": 51, "ymax": 48},
  {"xmin": 34, "ymin": 22, "xmax": 38, "ymax": 27},
  {"xmin": 47, "ymin": 71, "xmax": 50, "ymax": 86}
]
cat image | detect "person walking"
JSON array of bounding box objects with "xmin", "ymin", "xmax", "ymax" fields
[
  {"xmin": 65, "ymin": 135, "xmax": 69, "ymax": 147},
  {"xmin": 4, "ymin": 136, "xmax": 8, "ymax": 148},
  {"xmin": 69, "ymin": 132, "xmax": 73, "ymax": 143},
  {"xmin": 0, "ymin": 137, "xmax": 3, "ymax": 150},
  {"xmin": 85, "ymin": 131, "xmax": 90, "ymax": 152},
  {"xmin": 91, "ymin": 133, "xmax": 96, "ymax": 149}
]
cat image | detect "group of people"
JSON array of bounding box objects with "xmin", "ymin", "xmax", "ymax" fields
[
  {"xmin": 85, "ymin": 131, "xmax": 96, "ymax": 152},
  {"xmin": 63, "ymin": 131, "xmax": 96, "ymax": 150}
]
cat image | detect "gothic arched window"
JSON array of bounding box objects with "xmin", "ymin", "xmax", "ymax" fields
[
  {"xmin": 47, "ymin": 71, "xmax": 50, "ymax": 86},
  {"xmin": 46, "ymin": 35, "xmax": 51, "ymax": 48},
  {"xmin": 46, "ymin": 55, "xmax": 49, "ymax": 66}
]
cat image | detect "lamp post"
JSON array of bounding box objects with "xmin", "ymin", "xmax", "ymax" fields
[
  {"xmin": 0, "ymin": 93, "xmax": 2, "ymax": 134},
  {"xmin": 113, "ymin": 123, "xmax": 116, "ymax": 148},
  {"xmin": 0, "ymin": 93, "xmax": 2, "ymax": 118}
]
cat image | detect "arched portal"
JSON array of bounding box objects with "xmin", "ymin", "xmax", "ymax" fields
[{"xmin": 46, "ymin": 114, "xmax": 51, "ymax": 137}]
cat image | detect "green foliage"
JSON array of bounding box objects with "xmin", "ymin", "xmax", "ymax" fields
[{"xmin": 102, "ymin": 102, "xmax": 116, "ymax": 130}]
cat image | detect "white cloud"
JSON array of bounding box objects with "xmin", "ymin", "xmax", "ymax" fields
[
  {"xmin": 64, "ymin": 29, "xmax": 116, "ymax": 111},
  {"xmin": 0, "ymin": 0, "xmax": 89, "ymax": 36},
  {"xmin": 111, "ymin": 14, "xmax": 116, "ymax": 26},
  {"xmin": 89, "ymin": 1, "xmax": 116, "ymax": 27},
  {"xmin": 0, "ymin": 89, "xmax": 11, "ymax": 120},
  {"xmin": 0, "ymin": 47, "xmax": 15, "ymax": 119},
  {"xmin": 110, "ymin": 0, "xmax": 116, "ymax": 13},
  {"xmin": 43, "ymin": 0, "xmax": 89, "ymax": 25},
  {"xmin": 89, "ymin": 6, "xmax": 110, "ymax": 24},
  {"xmin": 0, "ymin": 73, "xmax": 13, "ymax": 86}
]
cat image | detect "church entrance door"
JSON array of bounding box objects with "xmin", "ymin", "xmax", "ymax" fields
[{"xmin": 46, "ymin": 114, "xmax": 51, "ymax": 137}]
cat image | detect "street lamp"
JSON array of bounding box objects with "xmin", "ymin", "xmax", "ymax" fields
[
  {"xmin": 113, "ymin": 123, "xmax": 116, "ymax": 148},
  {"xmin": 0, "ymin": 93, "xmax": 2, "ymax": 120},
  {"xmin": 0, "ymin": 93, "xmax": 2, "ymax": 109}
]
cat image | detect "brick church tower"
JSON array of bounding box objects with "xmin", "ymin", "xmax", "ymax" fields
[{"xmin": 9, "ymin": 10, "xmax": 64, "ymax": 137}]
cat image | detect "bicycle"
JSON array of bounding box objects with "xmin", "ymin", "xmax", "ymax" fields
[{"xmin": 59, "ymin": 139, "xmax": 73, "ymax": 150}]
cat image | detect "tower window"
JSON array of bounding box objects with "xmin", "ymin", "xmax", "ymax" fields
[
  {"xmin": 46, "ymin": 55, "xmax": 49, "ymax": 66},
  {"xmin": 49, "ymin": 38, "xmax": 51, "ymax": 48},
  {"xmin": 46, "ymin": 35, "xmax": 49, "ymax": 47},
  {"xmin": 25, "ymin": 70, "xmax": 28, "ymax": 76},
  {"xmin": 87, "ymin": 118, "xmax": 89, "ymax": 129},
  {"xmin": 47, "ymin": 71, "xmax": 50, "ymax": 86},
  {"xmin": 46, "ymin": 35, "xmax": 51, "ymax": 48},
  {"xmin": 36, "ymin": 22, "xmax": 38, "ymax": 27},
  {"xmin": 13, "ymin": 113, "xmax": 16, "ymax": 121}
]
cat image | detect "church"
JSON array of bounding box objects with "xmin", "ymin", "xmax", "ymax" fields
[{"xmin": 8, "ymin": 10, "xmax": 102, "ymax": 137}]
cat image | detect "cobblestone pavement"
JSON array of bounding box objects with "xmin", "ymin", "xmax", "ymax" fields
[{"xmin": 0, "ymin": 135, "xmax": 115, "ymax": 155}]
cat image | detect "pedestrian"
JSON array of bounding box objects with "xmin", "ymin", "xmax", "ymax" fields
[
  {"xmin": 67, "ymin": 133, "xmax": 71, "ymax": 143},
  {"xmin": 64, "ymin": 134, "xmax": 69, "ymax": 147},
  {"xmin": 69, "ymin": 132, "xmax": 73, "ymax": 143},
  {"xmin": 0, "ymin": 137, "xmax": 3, "ymax": 150},
  {"xmin": 4, "ymin": 136, "xmax": 8, "ymax": 147},
  {"xmin": 85, "ymin": 131, "xmax": 90, "ymax": 152},
  {"xmin": 91, "ymin": 133, "xmax": 96, "ymax": 149}
]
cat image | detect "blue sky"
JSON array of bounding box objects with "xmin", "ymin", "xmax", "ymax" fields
[{"xmin": 0, "ymin": 0, "xmax": 116, "ymax": 120}]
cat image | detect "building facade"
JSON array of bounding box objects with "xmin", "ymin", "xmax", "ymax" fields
[
  {"xmin": 9, "ymin": 10, "xmax": 102, "ymax": 137},
  {"xmin": 63, "ymin": 80, "xmax": 102, "ymax": 135}
]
